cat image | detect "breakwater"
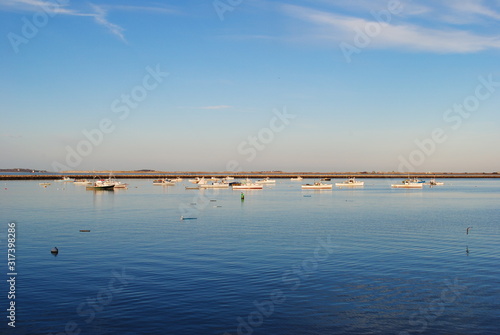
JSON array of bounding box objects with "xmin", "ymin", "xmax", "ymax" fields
[{"xmin": 1, "ymin": 172, "xmax": 499, "ymax": 180}]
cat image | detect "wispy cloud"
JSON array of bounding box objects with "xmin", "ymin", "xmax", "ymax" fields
[
  {"xmin": 0, "ymin": 0, "xmax": 90, "ymax": 16},
  {"xmin": 89, "ymin": 3, "xmax": 126, "ymax": 43},
  {"xmin": 0, "ymin": 0, "xmax": 177, "ymax": 43},
  {"xmin": 105, "ymin": 4, "xmax": 178, "ymax": 15},
  {"xmin": 281, "ymin": 3, "xmax": 500, "ymax": 53},
  {"xmin": 200, "ymin": 105, "xmax": 233, "ymax": 110}
]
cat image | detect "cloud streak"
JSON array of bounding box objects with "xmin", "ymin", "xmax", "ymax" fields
[
  {"xmin": 0, "ymin": 0, "xmax": 177, "ymax": 43},
  {"xmin": 89, "ymin": 3, "xmax": 126, "ymax": 43},
  {"xmin": 282, "ymin": 3, "xmax": 500, "ymax": 53},
  {"xmin": 199, "ymin": 105, "xmax": 233, "ymax": 110}
]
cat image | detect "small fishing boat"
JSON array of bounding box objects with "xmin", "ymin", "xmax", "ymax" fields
[
  {"xmin": 74, "ymin": 179, "xmax": 92, "ymax": 185},
  {"xmin": 291, "ymin": 176, "xmax": 303, "ymax": 181},
  {"xmin": 391, "ymin": 179, "xmax": 423, "ymax": 189},
  {"xmin": 429, "ymin": 178, "xmax": 444, "ymax": 186},
  {"xmin": 39, "ymin": 182, "xmax": 51, "ymax": 186},
  {"xmin": 232, "ymin": 179, "xmax": 263, "ymax": 189},
  {"xmin": 189, "ymin": 177, "xmax": 202, "ymax": 184},
  {"xmin": 335, "ymin": 177, "xmax": 364, "ymax": 187},
  {"xmin": 256, "ymin": 177, "xmax": 276, "ymax": 184},
  {"xmin": 200, "ymin": 181, "xmax": 230, "ymax": 189},
  {"xmin": 302, "ymin": 182, "xmax": 332, "ymax": 190},
  {"xmin": 55, "ymin": 176, "xmax": 73, "ymax": 182},
  {"xmin": 86, "ymin": 179, "xmax": 115, "ymax": 190},
  {"xmin": 153, "ymin": 179, "xmax": 175, "ymax": 186},
  {"xmin": 106, "ymin": 175, "xmax": 128, "ymax": 189}
]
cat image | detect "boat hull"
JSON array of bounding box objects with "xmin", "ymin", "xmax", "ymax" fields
[
  {"xmin": 86, "ymin": 185, "xmax": 115, "ymax": 190},
  {"xmin": 391, "ymin": 184, "xmax": 423, "ymax": 189},
  {"xmin": 302, "ymin": 184, "xmax": 332, "ymax": 190},
  {"xmin": 335, "ymin": 182, "xmax": 364, "ymax": 187},
  {"xmin": 233, "ymin": 185, "xmax": 263, "ymax": 189},
  {"xmin": 200, "ymin": 184, "xmax": 229, "ymax": 189}
]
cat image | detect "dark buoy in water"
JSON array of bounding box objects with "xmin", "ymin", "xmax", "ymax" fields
[
  {"xmin": 466, "ymin": 227, "xmax": 473, "ymax": 235},
  {"xmin": 51, "ymin": 247, "xmax": 58, "ymax": 254},
  {"xmin": 241, "ymin": 192, "xmax": 245, "ymax": 200}
]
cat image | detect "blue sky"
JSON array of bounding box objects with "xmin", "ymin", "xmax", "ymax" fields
[{"xmin": 1, "ymin": 0, "xmax": 500, "ymax": 172}]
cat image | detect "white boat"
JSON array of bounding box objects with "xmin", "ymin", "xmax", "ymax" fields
[
  {"xmin": 224, "ymin": 176, "xmax": 235, "ymax": 181},
  {"xmin": 291, "ymin": 176, "xmax": 303, "ymax": 181},
  {"xmin": 171, "ymin": 177, "xmax": 183, "ymax": 182},
  {"xmin": 232, "ymin": 179, "xmax": 263, "ymax": 189},
  {"xmin": 429, "ymin": 178, "xmax": 444, "ymax": 186},
  {"xmin": 200, "ymin": 181, "xmax": 230, "ymax": 189},
  {"xmin": 153, "ymin": 179, "xmax": 175, "ymax": 186},
  {"xmin": 410, "ymin": 177, "xmax": 425, "ymax": 184},
  {"xmin": 335, "ymin": 177, "xmax": 364, "ymax": 187},
  {"xmin": 74, "ymin": 179, "xmax": 92, "ymax": 185},
  {"xmin": 301, "ymin": 182, "xmax": 332, "ymax": 190},
  {"xmin": 104, "ymin": 173, "xmax": 128, "ymax": 189},
  {"xmin": 391, "ymin": 179, "xmax": 423, "ymax": 189},
  {"xmin": 55, "ymin": 176, "xmax": 73, "ymax": 182},
  {"xmin": 86, "ymin": 179, "xmax": 115, "ymax": 190},
  {"xmin": 95, "ymin": 179, "xmax": 116, "ymax": 188},
  {"xmin": 189, "ymin": 177, "xmax": 201, "ymax": 184},
  {"xmin": 255, "ymin": 177, "xmax": 276, "ymax": 184}
]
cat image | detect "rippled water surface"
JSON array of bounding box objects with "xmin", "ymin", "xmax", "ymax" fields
[{"xmin": 1, "ymin": 178, "xmax": 499, "ymax": 334}]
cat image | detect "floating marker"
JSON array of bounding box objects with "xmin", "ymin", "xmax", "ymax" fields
[
  {"xmin": 51, "ymin": 247, "xmax": 58, "ymax": 254},
  {"xmin": 79, "ymin": 230, "xmax": 91, "ymax": 232},
  {"xmin": 241, "ymin": 193, "xmax": 245, "ymax": 200},
  {"xmin": 180, "ymin": 216, "xmax": 197, "ymax": 220}
]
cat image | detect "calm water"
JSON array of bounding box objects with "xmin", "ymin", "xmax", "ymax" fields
[{"xmin": 1, "ymin": 178, "xmax": 499, "ymax": 335}]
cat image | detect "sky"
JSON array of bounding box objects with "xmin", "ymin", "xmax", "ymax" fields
[{"xmin": 1, "ymin": 0, "xmax": 500, "ymax": 172}]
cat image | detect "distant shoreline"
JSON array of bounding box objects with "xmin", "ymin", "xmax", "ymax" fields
[{"xmin": 1, "ymin": 171, "xmax": 499, "ymax": 180}]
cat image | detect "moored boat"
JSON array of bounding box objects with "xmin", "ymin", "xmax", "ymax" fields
[
  {"xmin": 200, "ymin": 182, "xmax": 230, "ymax": 189},
  {"xmin": 74, "ymin": 179, "xmax": 92, "ymax": 185},
  {"xmin": 232, "ymin": 179, "xmax": 263, "ymax": 189},
  {"xmin": 291, "ymin": 176, "xmax": 303, "ymax": 181},
  {"xmin": 335, "ymin": 177, "xmax": 364, "ymax": 187},
  {"xmin": 429, "ymin": 178, "xmax": 444, "ymax": 186},
  {"xmin": 255, "ymin": 177, "xmax": 276, "ymax": 184},
  {"xmin": 302, "ymin": 182, "xmax": 332, "ymax": 190},
  {"xmin": 153, "ymin": 179, "xmax": 175, "ymax": 186},
  {"xmin": 86, "ymin": 179, "xmax": 115, "ymax": 190},
  {"xmin": 55, "ymin": 176, "xmax": 73, "ymax": 182},
  {"xmin": 391, "ymin": 179, "xmax": 423, "ymax": 189}
]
